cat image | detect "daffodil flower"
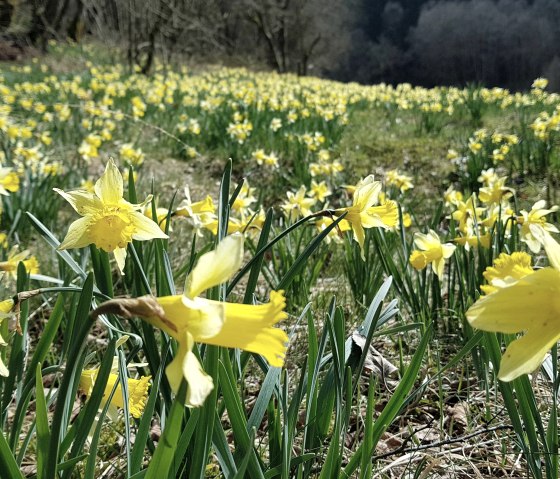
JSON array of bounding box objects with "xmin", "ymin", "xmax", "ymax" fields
[
  {"xmin": 0, "ymin": 247, "xmax": 39, "ymax": 279},
  {"xmin": 281, "ymin": 186, "xmax": 316, "ymax": 221},
  {"xmin": 517, "ymin": 200, "xmax": 559, "ymax": 253},
  {"xmin": 0, "ymin": 299, "xmax": 14, "ymax": 377},
  {"xmin": 94, "ymin": 235, "xmax": 288, "ymax": 407},
  {"xmin": 333, "ymin": 175, "xmax": 398, "ymax": 260},
  {"xmin": 79, "ymin": 368, "xmax": 151, "ymax": 419},
  {"xmin": 466, "ymin": 228, "xmax": 560, "ymax": 381},
  {"xmin": 54, "ymin": 159, "xmax": 168, "ymax": 273},
  {"xmin": 0, "ymin": 167, "xmax": 19, "ymax": 196},
  {"xmin": 479, "ymin": 252, "xmax": 534, "ymax": 295},
  {"xmin": 175, "ymin": 186, "xmax": 216, "ymax": 234},
  {"xmin": 409, "ymin": 229, "xmax": 456, "ymax": 280}
]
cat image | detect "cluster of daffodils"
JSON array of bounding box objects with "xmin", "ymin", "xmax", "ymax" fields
[
  {"xmin": 530, "ymin": 106, "xmax": 560, "ymax": 142},
  {"xmin": 0, "ymin": 161, "xmax": 40, "ymax": 279},
  {"xmin": 49, "ymin": 160, "xmax": 289, "ymax": 410},
  {"xmin": 466, "ymin": 129, "xmax": 519, "ymax": 163},
  {"xmin": 410, "ymin": 170, "xmax": 559, "ymax": 281},
  {"xmin": 278, "ymin": 175, "xmax": 399, "ymax": 258},
  {"xmin": 174, "ymin": 182, "xmax": 265, "ymax": 237},
  {"xmin": 252, "ymin": 149, "xmax": 279, "ymax": 168},
  {"xmin": 309, "ymin": 149, "xmax": 344, "ymax": 177}
]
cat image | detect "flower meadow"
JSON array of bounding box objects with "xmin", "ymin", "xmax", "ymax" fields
[{"xmin": 1, "ymin": 44, "xmax": 560, "ymax": 478}]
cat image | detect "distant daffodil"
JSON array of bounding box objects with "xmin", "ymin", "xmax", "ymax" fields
[
  {"xmin": 54, "ymin": 159, "xmax": 167, "ymax": 273},
  {"xmin": 333, "ymin": 175, "xmax": 398, "ymax": 260}
]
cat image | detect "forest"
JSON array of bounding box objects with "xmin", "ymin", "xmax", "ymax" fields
[{"xmin": 4, "ymin": 0, "xmax": 560, "ymax": 90}]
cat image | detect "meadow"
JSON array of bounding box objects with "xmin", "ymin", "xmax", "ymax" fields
[{"xmin": 0, "ymin": 42, "xmax": 560, "ymax": 478}]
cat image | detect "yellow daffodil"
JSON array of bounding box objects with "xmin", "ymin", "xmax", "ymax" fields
[
  {"xmin": 0, "ymin": 299, "xmax": 14, "ymax": 377},
  {"xmin": 0, "ymin": 247, "xmax": 39, "ymax": 279},
  {"xmin": 443, "ymin": 186, "xmax": 463, "ymax": 208},
  {"xmin": 97, "ymin": 235, "xmax": 288, "ymax": 407},
  {"xmin": 480, "ymin": 252, "xmax": 534, "ymax": 295},
  {"xmin": 409, "ymin": 229, "xmax": 456, "ymax": 280},
  {"xmin": 232, "ymin": 181, "xmax": 257, "ymax": 214},
  {"xmin": 467, "ymin": 229, "xmax": 560, "ymax": 381},
  {"xmin": 281, "ymin": 186, "xmax": 316, "ymax": 221},
  {"xmin": 309, "ymin": 180, "xmax": 331, "ymax": 203},
  {"xmin": 334, "ymin": 175, "xmax": 398, "ymax": 260},
  {"xmin": 119, "ymin": 143, "xmax": 144, "ymax": 167},
  {"xmin": 79, "ymin": 368, "xmax": 151, "ymax": 419},
  {"xmin": 54, "ymin": 159, "xmax": 168, "ymax": 273},
  {"xmin": 517, "ymin": 200, "xmax": 559, "ymax": 253},
  {"xmin": 451, "ymin": 194, "xmax": 486, "ymax": 233},
  {"xmin": 386, "ymin": 169, "xmax": 414, "ymax": 193},
  {"xmin": 478, "ymin": 176, "xmax": 514, "ymax": 206},
  {"xmin": 0, "ymin": 167, "xmax": 19, "ymax": 195}
]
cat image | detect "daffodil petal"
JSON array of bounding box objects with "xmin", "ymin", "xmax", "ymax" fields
[
  {"xmin": 363, "ymin": 201, "xmax": 399, "ymax": 229},
  {"xmin": 157, "ymin": 295, "xmax": 225, "ymax": 340},
  {"xmin": 413, "ymin": 233, "xmax": 431, "ymax": 251},
  {"xmin": 54, "ymin": 188, "xmax": 101, "ymax": 215},
  {"xmin": 113, "ymin": 247, "xmax": 127, "ymax": 274},
  {"xmin": 185, "ymin": 234, "xmax": 244, "ymax": 298},
  {"xmin": 130, "ymin": 211, "xmax": 169, "ymax": 241},
  {"xmin": 353, "ymin": 177, "xmax": 381, "ymax": 210},
  {"xmin": 466, "ymin": 268, "xmax": 560, "ymax": 333},
  {"xmin": 498, "ymin": 328, "xmax": 560, "ymax": 381},
  {"xmin": 165, "ymin": 332, "xmax": 214, "ymax": 407},
  {"xmin": 201, "ymin": 291, "xmax": 288, "ymax": 367},
  {"xmin": 0, "ymin": 356, "xmax": 8, "ymax": 377},
  {"xmin": 533, "ymin": 226, "xmax": 560, "ymax": 271},
  {"xmin": 58, "ymin": 217, "xmax": 92, "ymax": 250},
  {"xmin": 433, "ymin": 257, "xmax": 445, "ymax": 280},
  {"xmin": 95, "ymin": 159, "xmax": 123, "ymax": 204},
  {"xmin": 351, "ymin": 222, "xmax": 366, "ymax": 261}
]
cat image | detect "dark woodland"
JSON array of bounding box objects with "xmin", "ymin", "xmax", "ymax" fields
[{"xmin": 4, "ymin": 0, "xmax": 560, "ymax": 89}]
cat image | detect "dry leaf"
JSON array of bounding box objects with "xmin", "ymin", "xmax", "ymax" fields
[{"xmin": 351, "ymin": 331, "xmax": 398, "ymax": 382}]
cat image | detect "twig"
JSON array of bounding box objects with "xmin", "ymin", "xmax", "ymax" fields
[{"xmin": 372, "ymin": 424, "xmax": 513, "ymax": 461}]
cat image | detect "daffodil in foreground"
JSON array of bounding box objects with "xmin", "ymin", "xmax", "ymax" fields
[
  {"xmin": 333, "ymin": 175, "xmax": 398, "ymax": 260},
  {"xmin": 409, "ymin": 229, "xmax": 456, "ymax": 280},
  {"xmin": 466, "ymin": 227, "xmax": 560, "ymax": 381},
  {"xmin": 54, "ymin": 159, "xmax": 168, "ymax": 273},
  {"xmin": 94, "ymin": 235, "xmax": 288, "ymax": 407}
]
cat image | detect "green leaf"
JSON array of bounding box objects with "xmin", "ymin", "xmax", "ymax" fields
[
  {"xmin": 46, "ymin": 274, "xmax": 95, "ymax": 477},
  {"xmin": 145, "ymin": 381, "xmax": 187, "ymax": 479},
  {"xmin": 0, "ymin": 430, "xmax": 23, "ymax": 479},
  {"xmin": 276, "ymin": 214, "xmax": 346, "ymax": 290},
  {"xmin": 130, "ymin": 353, "xmax": 166, "ymax": 474},
  {"xmin": 35, "ymin": 365, "xmax": 50, "ymax": 479},
  {"xmin": 26, "ymin": 212, "xmax": 87, "ymax": 279},
  {"xmin": 343, "ymin": 325, "xmax": 433, "ymax": 477}
]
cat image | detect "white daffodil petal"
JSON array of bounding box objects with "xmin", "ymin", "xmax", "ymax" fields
[{"xmin": 185, "ymin": 234, "xmax": 244, "ymax": 298}]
